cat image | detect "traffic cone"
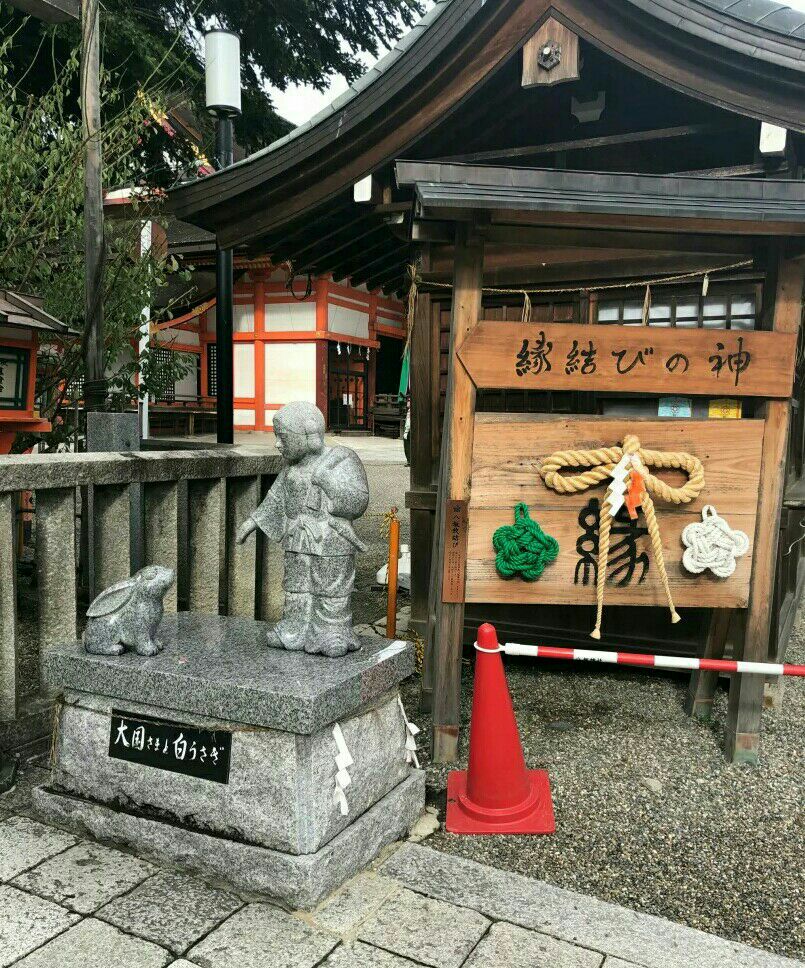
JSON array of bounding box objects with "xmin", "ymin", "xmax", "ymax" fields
[{"xmin": 446, "ymin": 623, "xmax": 555, "ymax": 834}]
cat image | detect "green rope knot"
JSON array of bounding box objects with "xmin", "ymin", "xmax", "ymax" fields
[{"xmin": 493, "ymin": 503, "xmax": 559, "ymax": 581}]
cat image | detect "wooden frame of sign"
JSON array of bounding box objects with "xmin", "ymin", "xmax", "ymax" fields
[{"xmin": 427, "ymin": 232, "xmax": 803, "ymax": 767}]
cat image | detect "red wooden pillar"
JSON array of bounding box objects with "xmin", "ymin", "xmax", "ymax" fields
[
  {"xmin": 368, "ymin": 292, "xmax": 379, "ymax": 431},
  {"xmin": 316, "ymin": 277, "xmax": 330, "ymax": 424},
  {"xmin": 254, "ymin": 278, "xmax": 266, "ymax": 431}
]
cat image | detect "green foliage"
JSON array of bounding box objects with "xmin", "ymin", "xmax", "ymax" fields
[
  {"xmin": 0, "ymin": 23, "xmax": 194, "ymax": 449},
  {"xmin": 2, "ymin": 0, "xmax": 426, "ymax": 162}
]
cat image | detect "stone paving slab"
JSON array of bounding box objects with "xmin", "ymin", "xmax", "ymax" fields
[
  {"xmin": 381, "ymin": 844, "xmax": 800, "ymax": 968},
  {"xmin": 12, "ymin": 841, "xmax": 155, "ymax": 913},
  {"xmin": 186, "ymin": 903, "xmax": 338, "ymax": 968},
  {"xmin": 322, "ymin": 941, "xmax": 423, "ymax": 966},
  {"xmin": 464, "ymin": 921, "xmax": 604, "ymax": 968},
  {"xmin": 310, "ymin": 873, "xmax": 400, "ymax": 936},
  {"xmin": 13, "ymin": 917, "xmax": 171, "ymax": 968},
  {"xmin": 602, "ymin": 959, "xmax": 643, "ymax": 967},
  {"xmin": 0, "ymin": 815, "xmax": 77, "ymax": 880},
  {"xmin": 97, "ymin": 870, "xmax": 242, "ymax": 956},
  {"xmin": 0, "ymin": 883, "xmax": 80, "ymax": 967},
  {"xmin": 358, "ymin": 886, "xmax": 490, "ymax": 968}
]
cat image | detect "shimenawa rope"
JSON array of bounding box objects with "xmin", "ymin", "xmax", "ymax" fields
[{"xmin": 539, "ymin": 434, "xmax": 705, "ymax": 639}]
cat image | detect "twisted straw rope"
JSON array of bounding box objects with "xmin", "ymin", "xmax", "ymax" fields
[{"xmin": 539, "ymin": 434, "xmax": 705, "ymax": 638}]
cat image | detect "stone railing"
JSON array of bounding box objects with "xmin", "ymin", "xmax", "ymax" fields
[{"xmin": 0, "ymin": 448, "xmax": 283, "ymax": 735}]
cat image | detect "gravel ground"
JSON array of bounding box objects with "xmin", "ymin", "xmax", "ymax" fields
[
  {"xmin": 353, "ymin": 460, "xmax": 804, "ymax": 962},
  {"xmin": 400, "ymin": 616, "xmax": 805, "ymax": 961},
  {"xmin": 11, "ymin": 451, "xmax": 805, "ymax": 959}
]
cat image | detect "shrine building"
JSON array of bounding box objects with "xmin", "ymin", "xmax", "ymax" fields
[
  {"xmin": 0, "ymin": 290, "xmax": 72, "ymax": 453},
  {"xmin": 170, "ymin": 0, "xmax": 805, "ymax": 765},
  {"xmin": 152, "ymin": 224, "xmax": 406, "ymax": 434}
]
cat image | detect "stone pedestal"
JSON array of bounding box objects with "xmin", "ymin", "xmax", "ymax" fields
[{"xmin": 35, "ymin": 614, "xmax": 425, "ymax": 909}]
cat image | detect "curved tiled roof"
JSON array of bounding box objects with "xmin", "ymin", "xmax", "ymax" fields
[
  {"xmin": 170, "ymin": 0, "xmax": 805, "ymax": 235},
  {"xmin": 697, "ymin": 0, "xmax": 805, "ymax": 37},
  {"xmin": 253, "ymin": 0, "xmax": 805, "ymax": 164}
]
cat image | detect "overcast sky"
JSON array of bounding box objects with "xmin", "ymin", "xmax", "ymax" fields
[{"xmin": 269, "ymin": 0, "xmax": 805, "ymax": 128}]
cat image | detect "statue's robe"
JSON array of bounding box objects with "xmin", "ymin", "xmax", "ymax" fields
[{"xmin": 250, "ymin": 445, "xmax": 369, "ymax": 650}]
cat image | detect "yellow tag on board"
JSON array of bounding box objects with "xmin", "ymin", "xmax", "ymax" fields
[{"xmin": 709, "ymin": 398, "xmax": 742, "ymax": 419}]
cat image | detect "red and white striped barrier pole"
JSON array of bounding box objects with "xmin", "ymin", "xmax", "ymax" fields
[{"xmin": 476, "ymin": 641, "xmax": 805, "ymax": 677}]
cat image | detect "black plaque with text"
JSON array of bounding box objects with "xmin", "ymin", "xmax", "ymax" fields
[{"xmin": 108, "ymin": 709, "xmax": 232, "ymax": 784}]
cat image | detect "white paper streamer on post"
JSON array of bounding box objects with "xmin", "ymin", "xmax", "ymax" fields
[
  {"xmin": 332, "ymin": 723, "xmax": 353, "ymax": 816},
  {"xmin": 398, "ymin": 696, "xmax": 421, "ymax": 769}
]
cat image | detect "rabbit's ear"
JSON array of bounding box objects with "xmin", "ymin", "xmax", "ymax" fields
[{"xmin": 86, "ymin": 577, "xmax": 138, "ymax": 618}]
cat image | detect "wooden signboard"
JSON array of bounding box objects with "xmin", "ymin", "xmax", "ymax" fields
[
  {"xmin": 457, "ymin": 322, "xmax": 797, "ymax": 398},
  {"xmin": 442, "ymin": 499, "xmax": 469, "ymax": 603},
  {"xmin": 463, "ymin": 415, "xmax": 764, "ymax": 609}
]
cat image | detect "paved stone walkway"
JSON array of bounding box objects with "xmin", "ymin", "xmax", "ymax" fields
[
  {"xmin": 192, "ymin": 431, "xmax": 407, "ymax": 465},
  {"xmin": 0, "ymin": 764, "xmax": 799, "ymax": 968}
]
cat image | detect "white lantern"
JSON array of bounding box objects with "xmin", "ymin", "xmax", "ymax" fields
[{"xmin": 204, "ymin": 29, "xmax": 242, "ymax": 117}]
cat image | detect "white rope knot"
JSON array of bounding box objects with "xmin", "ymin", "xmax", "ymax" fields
[
  {"xmin": 682, "ymin": 505, "xmax": 749, "ymax": 578},
  {"xmin": 332, "ymin": 723, "xmax": 353, "ymax": 816}
]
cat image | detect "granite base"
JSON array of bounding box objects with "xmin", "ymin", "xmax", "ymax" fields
[
  {"xmin": 34, "ymin": 772, "xmax": 424, "ymax": 910},
  {"xmin": 39, "ymin": 614, "xmax": 425, "ymax": 905},
  {"xmin": 52, "ymin": 688, "xmax": 410, "ymax": 855}
]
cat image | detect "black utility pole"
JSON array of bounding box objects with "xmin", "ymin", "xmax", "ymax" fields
[
  {"xmin": 204, "ymin": 28, "xmax": 241, "ymax": 445},
  {"xmin": 215, "ymin": 118, "xmax": 234, "ymax": 444}
]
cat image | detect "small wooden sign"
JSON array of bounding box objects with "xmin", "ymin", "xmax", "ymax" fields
[
  {"xmin": 442, "ymin": 499, "xmax": 469, "ymax": 603},
  {"xmin": 465, "ymin": 415, "xmax": 764, "ymax": 609},
  {"xmin": 458, "ymin": 322, "xmax": 797, "ymax": 398},
  {"xmin": 109, "ymin": 709, "xmax": 232, "ymax": 784}
]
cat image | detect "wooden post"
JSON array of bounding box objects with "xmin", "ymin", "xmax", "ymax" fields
[
  {"xmin": 81, "ymin": 0, "xmax": 106, "ymax": 411},
  {"xmin": 725, "ymin": 255, "xmax": 804, "ymax": 763},
  {"xmin": 430, "ymin": 223, "xmax": 484, "ymax": 763},
  {"xmin": 684, "ymin": 609, "xmax": 732, "ymax": 721},
  {"xmin": 409, "ymin": 279, "xmax": 433, "ymax": 643},
  {"xmin": 386, "ymin": 510, "xmax": 400, "ymax": 639}
]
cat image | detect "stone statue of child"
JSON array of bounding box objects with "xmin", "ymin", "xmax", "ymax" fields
[{"xmin": 237, "ymin": 401, "xmax": 370, "ymax": 657}]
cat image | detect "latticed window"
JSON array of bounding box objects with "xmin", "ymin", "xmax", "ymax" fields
[
  {"xmin": 596, "ymin": 287, "xmax": 757, "ymax": 330},
  {"xmin": 207, "ymin": 344, "xmax": 218, "ymax": 397},
  {"xmin": 152, "ymin": 348, "xmax": 175, "ymax": 403}
]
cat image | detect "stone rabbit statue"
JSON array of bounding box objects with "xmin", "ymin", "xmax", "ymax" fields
[{"xmin": 83, "ymin": 565, "xmax": 175, "ymax": 657}]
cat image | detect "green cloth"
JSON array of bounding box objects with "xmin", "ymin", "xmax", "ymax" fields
[
  {"xmin": 398, "ymin": 345, "xmax": 410, "ymax": 397},
  {"xmin": 493, "ymin": 502, "xmax": 559, "ymax": 581}
]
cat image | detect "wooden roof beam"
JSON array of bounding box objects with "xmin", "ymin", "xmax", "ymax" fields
[
  {"xmin": 355, "ymin": 248, "xmax": 410, "ymax": 289},
  {"xmin": 275, "ymin": 211, "xmax": 379, "ymax": 266},
  {"xmin": 420, "ymin": 252, "xmax": 756, "ymax": 287},
  {"xmin": 433, "ymin": 122, "xmax": 740, "ymax": 166},
  {"xmin": 326, "ymin": 234, "xmax": 401, "ymax": 281},
  {"xmin": 412, "ymin": 220, "xmax": 754, "ymax": 254},
  {"xmin": 294, "ymin": 221, "xmax": 390, "ymax": 274}
]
